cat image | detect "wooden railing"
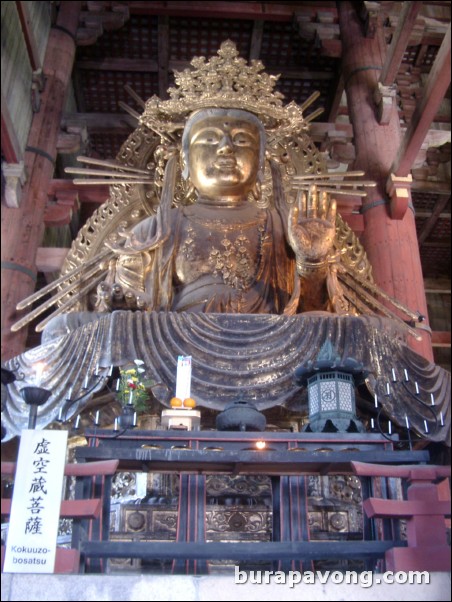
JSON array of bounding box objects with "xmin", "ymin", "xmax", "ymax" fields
[
  {"xmin": 352, "ymin": 461, "xmax": 451, "ymax": 572},
  {"xmin": 1, "ymin": 460, "xmax": 119, "ymax": 573},
  {"xmin": 2, "ymin": 430, "xmax": 450, "ymax": 574}
]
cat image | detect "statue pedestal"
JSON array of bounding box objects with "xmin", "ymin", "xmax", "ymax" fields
[{"xmin": 161, "ymin": 408, "xmax": 201, "ymax": 431}]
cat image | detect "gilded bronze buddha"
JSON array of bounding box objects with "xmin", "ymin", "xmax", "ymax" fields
[{"xmin": 97, "ymin": 108, "xmax": 338, "ymax": 316}]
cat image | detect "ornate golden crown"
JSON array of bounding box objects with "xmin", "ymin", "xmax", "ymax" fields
[{"xmin": 140, "ymin": 40, "xmax": 308, "ymax": 139}]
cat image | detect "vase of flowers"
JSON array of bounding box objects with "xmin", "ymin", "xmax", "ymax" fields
[{"xmin": 116, "ymin": 359, "xmax": 153, "ymax": 415}]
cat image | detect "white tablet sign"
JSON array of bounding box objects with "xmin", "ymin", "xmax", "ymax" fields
[
  {"xmin": 175, "ymin": 355, "xmax": 192, "ymax": 401},
  {"xmin": 3, "ymin": 429, "xmax": 68, "ymax": 573}
]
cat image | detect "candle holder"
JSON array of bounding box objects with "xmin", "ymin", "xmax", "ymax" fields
[
  {"xmin": 20, "ymin": 386, "xmax": 52, "ymax": 429},
  {"xmin": 119, "ymin": 403, "xmax": 137, "ymax": 429}
]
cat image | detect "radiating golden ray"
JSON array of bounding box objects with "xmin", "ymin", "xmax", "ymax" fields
[
  {"xmin": 118, "ymin": 101, "xmax": 141, "ymax": 120},
  {"xmin": 291, "ymin": 187, "xmax": 368, "ymax": 197},
  {"xmin": 304, "ymin": 107, "xmax": 324, "ymax": 123},
  {"xmin": 16, "ymin": 248, "xmax": 112, "ymax": 310},
  {"xmin": 65, "ymin": 167, "xmax": 152, "ymax": 180},
  {"xmin": 341, "ymin": 265, "xmax": 421, "ymax": 321},
  {"xmin": 72, "ymin": 178, "xmax": 153, "ymax": 185},
  {"xmin": 124, "ymin": 84, "xmax": 146, "ymax": 109},
  {"xmin": 35, "ymin": 273, "xmax": 107, "ymax": 333},
  {"xmin": 12, "ymin": 266, "xmax": 107, "ymax": 332},
  {"xmin": 299, "ymin": 91, "xmax": 321, "ymax": 113},
  {"xmin": 76, "ymin": 156, "xmax": 151, "ymax": 175},
  {"xmin": 293, "ymin": 171, "xmax": 367, "ymax": 180},
  {"xmin": 338, "ymin": 272, "xmax": 421, "ymax": 340}
]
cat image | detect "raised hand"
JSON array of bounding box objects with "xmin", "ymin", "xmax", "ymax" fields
[{"xmin": 287, "ymin": 185, "xmax": 336, "ymax": 266}]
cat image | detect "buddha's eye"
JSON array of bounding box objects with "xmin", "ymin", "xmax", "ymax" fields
[
  {"xmin": 232, "ymin": 131, "xmax": 255, "ymax": 146},
  {"xmin": 194, "ymin": 130, "xmax": 221, "ymax": 144}
]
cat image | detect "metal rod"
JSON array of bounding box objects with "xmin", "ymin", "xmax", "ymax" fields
[
  {"xmin": 118, "ymin": 101, "xmax": 141, "ymax": 120},
  {"xmin": 338, "ymin": 272, "xmax": 420, "ymax": 339},
  {"xmin": 341, "ymin": 265, "xmax": 421, "ymax": 320},
  {"xmin": 76, "ymin": 156, "xmax": 151, "ymax": 175},
  {"xmin": 12, "ymin": 265, "xmax": 107, "ymax": 332},
  {"xmin": 292, "ymin": 180, "xmax": 375, "ymax": 187},
  {"xmin": 72, "ymin": 179, "xmax": 153, "ymax": 185},
  {"xmin": 124, "ymin": 84, "xmax": 146, "ymax": 109},
  {"xmin": 28, "ymin": 405, "xmax": 38, "ymax": 430},
  {"xmin": 35, "ymin": 273, "xmax": 106, "ymax": 332},
  {"xmin": 16, "ymin": 248, "xmax": 112, "ymax": 310},
  {"xmin": 65, "ymin": 167, "xmax": 152, "ymax": 180},
  {"xmin": 291, "ymin": 187, "xmax": 368, "ymax": 197},
  {"xmin": 304, "ymin": 107, "xmax": 325, "ymax": 123},
  {"xmin": 292, "ymin": 171, "xmax": 366, "ymax": 180},
  {"xmin": 299, "ymin": 91, "xmax": 321, "ymax": 112}
]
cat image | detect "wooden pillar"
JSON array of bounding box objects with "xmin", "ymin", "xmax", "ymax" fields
[
  {"xmin": 338, "ymin": 2, "xmax": 433, "ymax": 361},
  {"xmin": 173, "ymin": 474, "xmax": 207, "ymax": 574},
  {"xmin": 1, "ymin": 1, "xmax": 81, "ymax": 361},
  {"xmin": 271, "ymin": 476, "xmax": 311, "ymax": 572}
]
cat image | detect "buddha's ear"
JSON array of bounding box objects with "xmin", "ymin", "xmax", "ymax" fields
[{"xmin": 180, "ymin": 150, "xmax": 189, "ymax": 181}]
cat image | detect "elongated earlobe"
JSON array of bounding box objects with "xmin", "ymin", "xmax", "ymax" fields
[
  {"xmin": 251, "ymin": 181, "xmax": 261, "ymax": 201},
  {"xmin": 184, "ymin": 181, "xmax": 196, "ymax": 201}
]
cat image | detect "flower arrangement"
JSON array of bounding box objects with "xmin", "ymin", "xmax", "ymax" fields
[{"xmin": 116, "ymin": 360, "xmax": 153, "ymax": 413}]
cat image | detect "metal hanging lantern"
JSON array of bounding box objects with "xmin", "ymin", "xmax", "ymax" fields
[{"xmin": 295, "ymin": 340, "xmax": 368, "ymax": 433}]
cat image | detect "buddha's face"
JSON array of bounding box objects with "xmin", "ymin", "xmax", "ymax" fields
[{"xmin": 186, "ymin": 114, "xmax": 261, "ymax": 203}]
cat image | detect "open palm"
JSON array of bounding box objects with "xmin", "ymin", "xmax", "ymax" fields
[{"xmin": 288, "ymin": 186, "xmax": 336, "ymax": 262}]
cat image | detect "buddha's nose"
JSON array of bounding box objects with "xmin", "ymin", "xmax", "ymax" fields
[{"xmin": 217, "ymin": 134, "xmax": 234, "ymax": 154}]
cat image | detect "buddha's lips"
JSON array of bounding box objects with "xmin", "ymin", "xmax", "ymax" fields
[{"xmin": 215, "ymin": 158, "xmax": 237, "ymax": 170}]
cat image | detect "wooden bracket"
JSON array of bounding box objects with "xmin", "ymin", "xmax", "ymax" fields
[
  {"xmin": 1, "ymin": 161, "xmax": 27, "ymax": 208},
  {"xmin": 374, "ymin": 82, "xmax": 397, "ymax": 125},
  {"xmin": 386, "ymin": 173, "xmax": 412, "ymax": 220}
]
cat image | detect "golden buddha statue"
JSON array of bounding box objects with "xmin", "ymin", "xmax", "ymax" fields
[
  {"xmin": 14, "ymin": 40, "xmax": 405, "ymax": 330},
  {"xmin": 95, "ymin": 107, "xmax": 338, "ymax": 316},
  {"xmin": 5, "ymin": 42, "xmax": 448, "ymax": 445}
]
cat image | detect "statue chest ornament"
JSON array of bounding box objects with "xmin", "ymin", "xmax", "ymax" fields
[{"xmin": 176, "ymin": 210, "xmax": 268, "ymax": 291}]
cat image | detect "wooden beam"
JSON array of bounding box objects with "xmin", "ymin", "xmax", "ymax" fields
[
  {"xmin": 157, "ymin": 16, "xmax": 169, "ymax": 99},
  {"xmin": 81, "ymin": 540, "xmax": 402, "ymax": 562},
  {"xmin": 421, "ymin": 239, "xmax": 450, "ymax": 248},
  {"xmin": 412, "ymin": 179, "xmax": 451, "ymax": 194},
  {"xmin": 71, "ymin": 66, "xmax": 87, "ymax": 113},
  {"xmin": 363, "ymin": 497, "xmax": 451, "ymax": 518},
  {"xmin": 418, "ymin": 195, "xmax": 451, "ymax": 246},
  {"xmin": 416, "ymin": 211, "xmax": 450, "ymax": 220},
  {"xmin": 249, "ymin": 19, "xmax": 264, "ymax": 61},
  {"xmin": 16, "ymin": 1, "xmax": 42, "ymax": 71},
  {"xmin": 431, "ymin": 331, "xmax": 451, "ymax": 348},
  {"xmin": 77, "ymin": 444, "xmax": 429, "ymax": 474},
  {"xmin": 43, "ymin": 204, "xmax": 73, "ymax": 227},
  {"xmin": 304, "ymin": 121, "xmax": 354, "ymax": 142},
  {"xmin": 392, "ymin": 24, "xmax": 451, "ymax": 176},
  {"xmin": 76, "ymin": 57, "xmax": 159, "ymax": 72},
  {"xmin": 1, "ymin": 90, "xmax": 22, "ymax": 163},
  {"xmin": 319, "ymin": 38, "xmax": 342, "ymax": 58},
  {"xmin": 327, "ymin": 73, "xmax": 345, "ymax": 122},
  {"xmin": 62, "ymin": 112, "xmax": 137, "ymax": 133},
  {"xmin": 380, "ymin": 2, "xmax": 423, "ymax": 86},
  {"xmin": 277, "ymin": 70, "xmax": 335, "ymax": 81},
  {"xmin": 128, "ymin": 1, "xmax": 296, "ymax": 21},
  {"xmin": 424, "ymin": 278, "xmax": 451, "ymax": 293},
  {"xmin": 48, "ymin": 179, "xmax": 110, "ymax": 204},
  {"xmin": 79, "ymin": 8, "xmax": 129, "ymax": 32},
  {"xmin": 75, "ymin": 57, "xmax": 336, "ymax": 85}
]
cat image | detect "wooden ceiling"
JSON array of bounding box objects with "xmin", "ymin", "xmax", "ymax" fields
[{"xmin": 62, "ymin": 1, "xmax": 450, "ymax": 279}]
